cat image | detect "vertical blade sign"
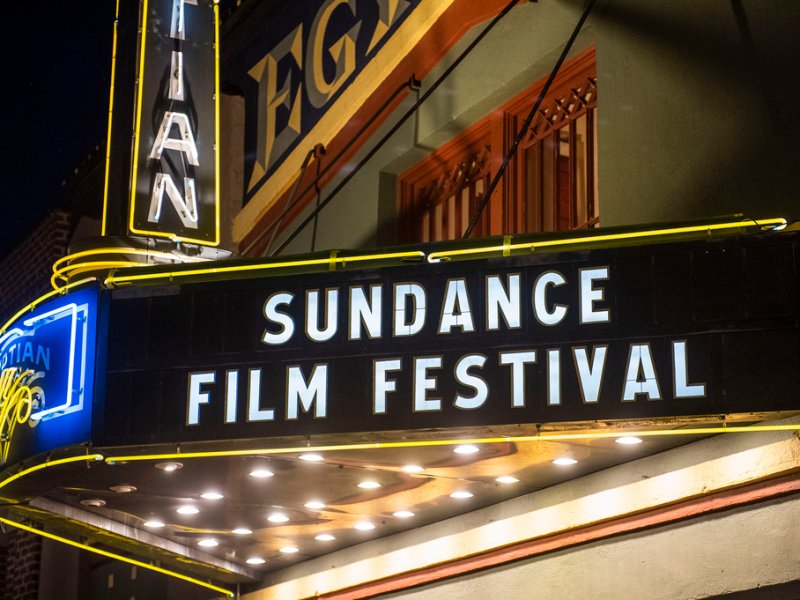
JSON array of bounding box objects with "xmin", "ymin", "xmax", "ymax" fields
[{"xmin": 129, "ymin": 0, "xmax": 219, "ymax": 246}]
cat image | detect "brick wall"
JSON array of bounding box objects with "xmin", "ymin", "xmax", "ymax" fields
[
  {"xmin": 0, "ymin": 210, "xmax": 73, "ymax": 327},
  {"xmin": 0, "ymin": 531, "xmax": 42, "ymax": 600}
]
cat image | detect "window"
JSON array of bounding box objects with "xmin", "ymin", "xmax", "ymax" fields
[{"xmin": 399, "ymin": 48, "xmax": 597, "ymax": 243}]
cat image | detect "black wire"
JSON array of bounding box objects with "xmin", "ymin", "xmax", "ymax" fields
[
  {"xmin": 245, "ymin": 78, "xmax": 417, "ymax": 256},
  {"xmin": 271, "ymin": 0, "xmax": 521, "ymax": 256},
  {"xmin": 462, "ymin": 0, "xmax": 598, "ymax": 239}
]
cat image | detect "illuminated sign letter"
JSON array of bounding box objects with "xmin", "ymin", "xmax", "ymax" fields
[{"xmin": 287, "ymin": 365, "xmax": 328, "ymax": 419}]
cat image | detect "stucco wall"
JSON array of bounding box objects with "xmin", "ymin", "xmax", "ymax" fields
[
  {"xmin": 378, "ymin": 494, "xmax": 800, "ymax": 600},
  {"xmin": 267, "ymin": 0, "xmax": 799, "ymax": 254}
]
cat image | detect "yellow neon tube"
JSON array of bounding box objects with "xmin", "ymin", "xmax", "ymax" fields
[
  {"xmin": 52, "ymin": 246, "xmax": 210, "ymax": 290},
  {"xmin": 427, "ymin": 217, "xmax": 788, "ymax": 262},
  {"xmin": 104, "ymin": 250, "xmax": 427, "ymax": 286},
  {"xmin": 0, "ymin": 454, "xmax": 104, "ymax": 492},
  {"xmin": 0, "ymin": 516, "xmax": 234, "ymax": 597},
  {"xmin": 127, "ymin": 0, "xmax": 149, "ymax": 240},
  {"xmin": 101, "ymin": 0, "xmax": 121, "ymax": 236},
  {"xmin": 53, "ymin": 247, "xmax": 207, "ymax": 272},
  {"xmin": 103, "ymin": 424, "xmax": 800, "ymax": 463},
  {"xmin": 51, "ymin": 261, "xmax": 141, "ymax": 291},
  {"xmin": 0, "ymin": 278, "xmax": 96, "ymax": 337},
  {"xmin": 214, "ymin": 0, "xmax": 221, "ymax": 247}
]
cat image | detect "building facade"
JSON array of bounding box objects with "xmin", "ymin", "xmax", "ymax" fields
[{"xmin": 1, "ymin": 1, "xmax": 798, "ymax": 599}]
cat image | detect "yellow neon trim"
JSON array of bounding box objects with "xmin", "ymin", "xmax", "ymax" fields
[
  {"xmin": 51, "ymin": 247, "xmax": 210, "ymax": 289},
  {"xmin": 214, "ymin": 0, "xmax": 221, "ymax": 247},
  {"xmin": 104, "ymin": 250, "xmax": 426, "ymax": 286},
  {"xmin": 0, "ymin": 278, "xmax": 96, "ymax": 337},
  {"xmin": 53, "ymin": 247, "xmax": 207, "ymax": 272},
  {"xmin": 103, "ymin": 424, "xmax": 800, "ymax": 463},
  {"xmin": 128, "ymin": 0, "xmax": 148, "ymax": 239},
  {"xmin": 0, "ymin": 516, "xmax": 234, "ymax": 597},
  {"xmin": 101, "ymin": 0, "xmax": 121, "ymax": 237},
  {"xmin": 427, "ymin": 218, "xmax": 789, "ymax": 262},
  {"xmin": 0, "ymin": 454, "xmax": 104, "ymax": 492},
  {"xmin": 51, "ymin": 261, "xmax": 141, "ymax": 291},
  {"xmin": 127, "ymin": 0, "xmax": 221, "ymax": 247}
]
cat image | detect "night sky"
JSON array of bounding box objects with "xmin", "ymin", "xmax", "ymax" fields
[{"xmin": 3, "ymin": 3, "xmax": 116, "ymax": 255}]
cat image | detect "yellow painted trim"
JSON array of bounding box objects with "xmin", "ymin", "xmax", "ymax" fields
[
  {"xmin": 0, "ymin": 278, "xmax": 97, "ymax": 337},
  {"xmin": 232, "ymin": 0, "xmax": 460, "ymax": 243},
  {"xmin": 0, "ymin": 454, "xmax": 104, "ymax": 492},
  {"xmin": 103, "ymin": 424, "xmax": 800, "ymax": 464},
  {"xmin": 427, "ymin": 218, "xmax": 788, "ymax": 262},
  {"xmin": 104, "ymin": 250, "xmax": 426, "ymax": 286},
  {"xmin": 127, "ymin": 0, "xmax": 221, "ymax": 247},
  {"xmin": 0, "ymin": 517, "xmax": 235, "ymax": 597},
  {"xmin": 101, "ymin": 0, "xmax": 121, "ymax": 236},
  {"xmin": 128, "ymin": 0, "xmax": 149, "ymax": 239}
]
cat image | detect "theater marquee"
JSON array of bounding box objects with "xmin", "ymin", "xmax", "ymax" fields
[{"xmin": 98, "ymin": 233, "xmax": 800, "ymax": 447}]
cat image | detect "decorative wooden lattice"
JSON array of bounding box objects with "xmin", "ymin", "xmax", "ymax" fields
[
  {"xmin": 419, "ymin": 146, "xmax": 491, "ymax": 209},
  {"xmin": 524, "ymin": 76, "xmax": 597, "ymax": 143}
]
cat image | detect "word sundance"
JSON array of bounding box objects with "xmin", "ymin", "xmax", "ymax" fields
[{"xmin": 186, "ymin": 341, "xmax": 706, "ymax": 427}]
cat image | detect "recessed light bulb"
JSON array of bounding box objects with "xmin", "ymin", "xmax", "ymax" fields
[
  {"xmin": 143, "ymin": 520, "xmax": 165, "ymax": 528},
  {"xmin": 450, "ymin": 491, "xmax": 473, "ymax": 499},
  {"xmin": 246, "ymin": 557, "xmax": 266, "ymax": 565},
  {"xmin": 176, "ymin": 505, "xmax": 199, "ymax": 515},
  {"xmin": 453, "ymin": 444, "xmax": 479, "ymax": 455},
  {"xmin": 110, "ymin": 485, "xmax": 137, "ymax": 493},
  {"xmin": 268, "ymin": 512, "xmax": 289, "ymax": 523},
  {"xmin": 201, "ymin": 491, "xmax": 224, "ymax": 500},
  {"xmin": 393, "ymin": 510, "xmax": 415, "ymax": 518},
  {"xmin": 354, "ymin": 521, "xmax": 375, "ymax": 531},
  {"xmin": 156, "ymin": 462, "xmax": 183, "ymax": 472},
  {"xmin": 315, "ymin": 533, "xmax": 335, "ymax": 541},
  {"xmin": 232, "ymin": 528, "xmax": 252, "ymax": 535},
  {"xmin": 358, "ymin": 480, "xmax": 381, "ymax": 489},
  {"xmin": 615, "ymin": 436, "xmax": 643, "ymax": 445},
  {"xmin": 299, "ymin": 453, "xmax": 323, "ymax": 462},
  {"xmin": 279, "ymin": 546, "xmax": 299, "ymax": 554},
  {"xmin": 80, "ymin": 498, "xmax": 106, "ymax": 507},
  {"xmin": 249, "ymin": 468, "xmax": 274, "ymax": 478},
  {"xmin": 198, "ymin": 538, "xmax": 218, "ymax": 547},
  {"xmin": 304, "ymin": 500, "xmax": 326, "ymax": 510},
  {"xmin": 495, "ymin": 475, "xmax": 519, "ymax": 484},
  {"xmin": 402, "ymin": 464, "xmax": 424, "ymax": 473},
  {"xmin": 552, "ymin": 457, "xmax": 578, "ymax": 466}
]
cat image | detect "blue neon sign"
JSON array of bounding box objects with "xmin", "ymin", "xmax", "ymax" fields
[{"xmin": 0, "ymin": 286, "xmax": 99, "ymax": 466}]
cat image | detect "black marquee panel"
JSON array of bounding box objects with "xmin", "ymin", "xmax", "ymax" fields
[{"xmin": 97, "ymin": 233, "xmax": 800, "ymax": 446}]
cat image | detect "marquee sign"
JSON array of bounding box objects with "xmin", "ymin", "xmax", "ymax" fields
[
  {"xmin": 233, "ymin": 0, "xmax": 422, "ymax": 202},
  {"xmin": 0, "ymin": 287, "xmax": 99, "ymax": 466},
  {"xmin": 99, "ymin": 234, "xmax": 800, "ymax": 446},
  {"xmin": 128, "ymin": 0, "xmax": 220, "ymax": 246}
]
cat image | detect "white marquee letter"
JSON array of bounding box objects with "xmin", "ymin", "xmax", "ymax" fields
[
  {"xmin": 454, "ymin": 354, "xmax": 488, "ymax": 410},
  {"xmin": 262, "ymin": 292, "xmax": 295, "ymax": 345},
  {"xmin": 373, "ymin": 359, "xmax": 401, "ymax": 414},
  {"xmin": 622, "ymin": 344, "xmax": 661, "ymax": 401},
  {"xmin": 287, "ymin": 365, "xmax": 328, "ymax": 419},
  {"xmin": 533, "ymin": 271, "xmax": 567, "ymax": 326},
  {"xmin": 486, "ymin": 274, "xmax": 520, "ymax": 330},
  {"xmin": 439, "ymin": 279, "xmax": 475, "ymax": 334},
  {"xmin": 187, "ymin": 371, "xmax": 214, "ymax": 425}
]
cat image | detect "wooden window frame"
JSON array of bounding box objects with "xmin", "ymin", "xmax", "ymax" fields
[{"xmin": 398, "ymin": 46, "xmax": 596, "ymax": 243}]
